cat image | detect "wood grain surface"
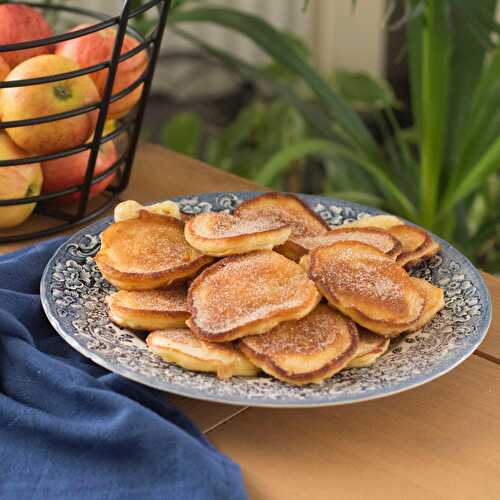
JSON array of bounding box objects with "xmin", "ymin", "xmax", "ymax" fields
[{"xmin": 209, "ymin": 355, "xmax": 500, "ymax": 500}]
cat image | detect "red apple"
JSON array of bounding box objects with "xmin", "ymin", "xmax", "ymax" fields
[
  {"xmin": 41, "ymin": 139, "xmax": 118, "ymax": 204},
  {"xmin": 1, "ymin": 55, "xmax": 99, "ymax": 155},
  {"xmin": 0, "ymin": 55, "xmax": 9, "ymax": 81},
  {"xmin": 56, "ymin": 24, "xmax": 148, "ymax": 119},
  {"xmin": 0, "ymin": 132, "xmax": 43, "ymax": 228},
  {"xmin": 0, "ymin": 4, "xmax": 54, "ymax": 68}
]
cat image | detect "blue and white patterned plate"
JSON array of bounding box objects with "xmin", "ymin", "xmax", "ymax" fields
[{"xmin": 41, "ymin": 192, "xmax": 492, "ymax": 407}]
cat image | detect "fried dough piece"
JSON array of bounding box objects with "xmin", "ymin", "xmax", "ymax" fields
[
  {"xmin": 147, "ymin": 329, "xmax": 259, "ymax": 379},
  {"xmin": 346, "ymin": 328, "xmax": 390, "ymax": 368},
  {"xmin": 95, "ymin": 210, "xmax": 212, "ymax": 290},
  {"xmin": 285, "ymin": 227, "xmax": 402, "ymax": 261},
  {"xmin": 405, "ymin": 278, "xmax": 445, "ymax": 332},
  {"xmin": 239, "ymin": 305, "xmax": 359, "ymax": 385},
  {"xmin": 303, "ymin": 241, "xmax": 424, "ymax": 337},
  {"xmin": 114, "ymin": 199, "xmax": 181, "ymax": 222},
  {"xmin": 234, "ymin": 193, "xmax": 329, "ymax": 258},
  {"xmin": 184, "ymin": 211, "xmax": 291, "ymax": 256},
  {"xmin": 106, "ymin": 284, "xmax": 189, "ymax": 331},
  {"xmin": 343, "ymin": 214, "xmax": 403, "ymax": 230},
  {"xmin": 344, "ymin": 214, "xmax": 441, "ymax": 267},
  {"xmin": 387, "ymin": 225, "xmax": 440, "ymax": 267},
  {"xmin": 187, "ymin": 250, "xmax": 321, "ymax": 342}
]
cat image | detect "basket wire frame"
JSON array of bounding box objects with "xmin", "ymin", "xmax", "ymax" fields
[{"xmin": 0, "ymin": 0, "xmax": 172, "ymax": 243}]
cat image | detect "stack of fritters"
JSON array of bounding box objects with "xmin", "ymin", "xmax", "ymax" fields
[{"xmin": 95, "ymin": 195, "xmax": 444, "ymax": 385}]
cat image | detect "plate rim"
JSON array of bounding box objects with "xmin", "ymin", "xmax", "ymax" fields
[{"xmin": 40, "ymin": 191, "xmax": 492, "ymax": 408}]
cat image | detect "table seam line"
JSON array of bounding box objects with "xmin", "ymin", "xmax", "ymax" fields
[{"xmin": 203, "ymin": 406, "xmax": 249, "ymax": 435}]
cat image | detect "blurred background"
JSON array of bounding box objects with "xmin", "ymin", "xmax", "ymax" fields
[{"xmin": 4, "ymin": 0, "xmax": 500, "ymax": 272}]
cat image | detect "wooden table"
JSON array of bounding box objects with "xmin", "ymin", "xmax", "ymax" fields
[{"xmin": 2, "ymin": 144, "xmax": 499, "ymax": 500}]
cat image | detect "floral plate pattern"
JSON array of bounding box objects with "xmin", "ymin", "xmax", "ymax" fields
[{"xmin": 40, "ymin": 192, "xmax": 492, "ymax": 407}]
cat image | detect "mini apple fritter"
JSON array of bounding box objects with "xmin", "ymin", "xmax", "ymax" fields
[
  {"xmin": 106, "ymin": 284, "xmax": 189, "ymax": 331},
  {"xmin": 184, "ymin": 211, "xmax": 291, "ymax": 256},
  {"xmin": 146, "ymin": 329, "xmax": 259, "ymax": 379},
  {"xmin": 285, "ymin": 226, "xmax": 402, "ymax": 261},
  {"xmin": 234, "ymin": 192, "xmax": 329, "ymax": 259},
  {"xmin": 95, "ymin": 210, "xmax": 212, "ymax": 290},
  {"xmin": 187, "ymin": 250, "xmax": 321, "ymax": 342},
  {"xmin": 303, "ymin": 241, "xmax": 425, "ymax": 337},
  {"xmin": 239, "ymin": 305, "xmax": 359, "ymax": 385},
  {"xmin": 346, "ymin": 328, "xmax": 390, "ymax": 368}
]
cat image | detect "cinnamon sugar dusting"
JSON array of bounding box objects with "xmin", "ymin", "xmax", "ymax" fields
[
  {"xmin": 112, "ymin": 284, "xmax": 188, "ymax": 312},
  {"xmin": 190, "ymin": 251, "xmax": 317, "ymax": 333},
  {"xmin": 243, "ymin": 306, "xmax": 348, "ymax": 355},
  {"xmin": 310, "ymin": 244, "xmax": 411, "ymax": 316},
  {"xmin": 295, "ymin": 228, "xmax": 397, "ymax": 254},
  {"xmin": 192, "ymin": 212, "xmax": 287, "ymax": 239},
  {"xmin": 238, "ymin": 208, "xmax": 324, "ymax": 238},
  {"xmin": 102, "ymin": 216, "xmax": 202, "ymax": 273}
]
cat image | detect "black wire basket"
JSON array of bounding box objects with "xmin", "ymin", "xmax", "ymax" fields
[{"xmin": 0, "ymin": 0, "xmax": 171, "ymax": 243}]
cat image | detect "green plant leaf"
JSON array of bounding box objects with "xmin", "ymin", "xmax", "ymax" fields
[
  {"xmin": 442, "ymin": 136, "xmax": 500, "ymax": 214},
  {"xmin": 334, "ymin": 70, "xmax": 401, "ymax": 111},
  {"xmin": 406, "ymin": 0, "xmax": 423, "ymax": 140},
  {"xmin": 454, "ymin": 48, "xmax": 500, "ymax": 182},
  {"xmin": 168, "ymin": 7, "xmax": 380, "ymax": 160},
  {"xmin": 444, "ymin": 0, "xmax": 496, "ymax": 181},
  {"xmin": 254, "ymin": 139, "xmax": 417, "ymax": 220},
  {"xmin": 161, "ymin": 112, "xmax": 202, "ymax": 157},
  {"xmin": 419, "ymin": 0, "xmax": 451, "ymax": 227}
]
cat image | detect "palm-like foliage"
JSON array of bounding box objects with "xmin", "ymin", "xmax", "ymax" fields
[{"xmin": 164, "ymin": 0, "xmax": 500, "ymax": 272}]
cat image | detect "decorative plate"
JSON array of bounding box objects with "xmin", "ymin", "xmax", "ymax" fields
[{"xmin": 41, "ymin": 193, "xmax": 492, "ymax": 407}]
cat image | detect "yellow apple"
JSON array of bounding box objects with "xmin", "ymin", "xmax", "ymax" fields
[
  {"xmin": 1, "ymin": 55, "xmax": 100, "ymax": 155},
  {"xmin": 0, "ymin": 132, "xmax": 43, "ymax": 228}
]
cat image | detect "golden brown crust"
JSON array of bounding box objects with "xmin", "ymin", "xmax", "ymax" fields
[
  {"xmin": 105, "ymin": 286, "xmax": 190, "ymax": 331},
  {"xmin": 346, "ymin": 328, "xmax": 390, "ymax": 368},
  {"xmin": 234, "ymin": 192, "xmax": 329, "ymax": 236},
  {"xmin": 184, "ymin": 211, "xmax": 291, "ymax": 256},
  {"xmin": 388, "ymin": 225, "xmax": 441, "ymax": 267},
  {"xmin": 307, "ymin": 241, "xmax": 425, "ymax": 337},
  {"xmin": 147, "ymin": 329, "xmax": 259, "ymax": 378},
  {"xmin": 284, "ymin": 227, "xmax": 402, "ymax": 261},
  {"xmin": 95, "ymin": 210, "xmax": 213, "ymax": 290},
  {"xmin": 239, "ymin": 305, "xmax": 359, "ymax": 385},
  {"xmin": 187, "ymin": 250, "xmax": 321, "ymax": 342},
  {"xmin": 234, "ymin": 193, "xmax": 330, "ymax": 259},
  {"xmin": 405, "ymin": 278, "xmax": 445, "ymax": 332}
]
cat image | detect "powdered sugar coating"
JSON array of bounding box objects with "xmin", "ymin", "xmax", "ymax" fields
[
  {"xmin": 295, "ymin": 227, "xmax": 399, "ymax": 254},
  {"xmin": 309, "ymin": 242, "xmax": 421, "ymax": 321},
  {"xmin": 242, "ymin": 305, "xmax": 350, "ymax": 355},
  {"xmin": 190, "ymin": 212, "xmax": 288, "ymax": 239},
  {"xmin": 99, "ymin": 212, "xmax": 203, "ymax": 274},
  {"xmin": 189, "ymin": 250, "xmax": 318, "ymax": 334},
  {"xmin": 110, "ymin": 284, "xmax": 188, "ymax": 313}
]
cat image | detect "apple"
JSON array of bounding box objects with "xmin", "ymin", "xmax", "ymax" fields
[
  {"xmin": 56, "ymin": 24, "xmax": 148, "ymax": 119},
  {"xmin": 0, "ymin": 132, "xmax": 42, "ymax": 228},
  {"xmin": 0, "ymin": 55, "xmax": 9, "ymax": 81},
  {"xmin": 1, "ymin": 55, "xmax": 100, "ymax": 155},
  {"xmin": 0, "ymin": 4, "xmax": 54, "ymax": 68},
  {"xmin": 0, "ymin": 55, "xmax": 10, "ymax": 120},
  {"xmin": 41, "ymin": 139, "xmax": 118, "ymax": 204}
]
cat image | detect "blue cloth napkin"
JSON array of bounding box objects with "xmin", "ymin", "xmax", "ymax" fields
[{"xmin": 0, "ymin": 238, "xmax": 247, "ymax": 500}]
